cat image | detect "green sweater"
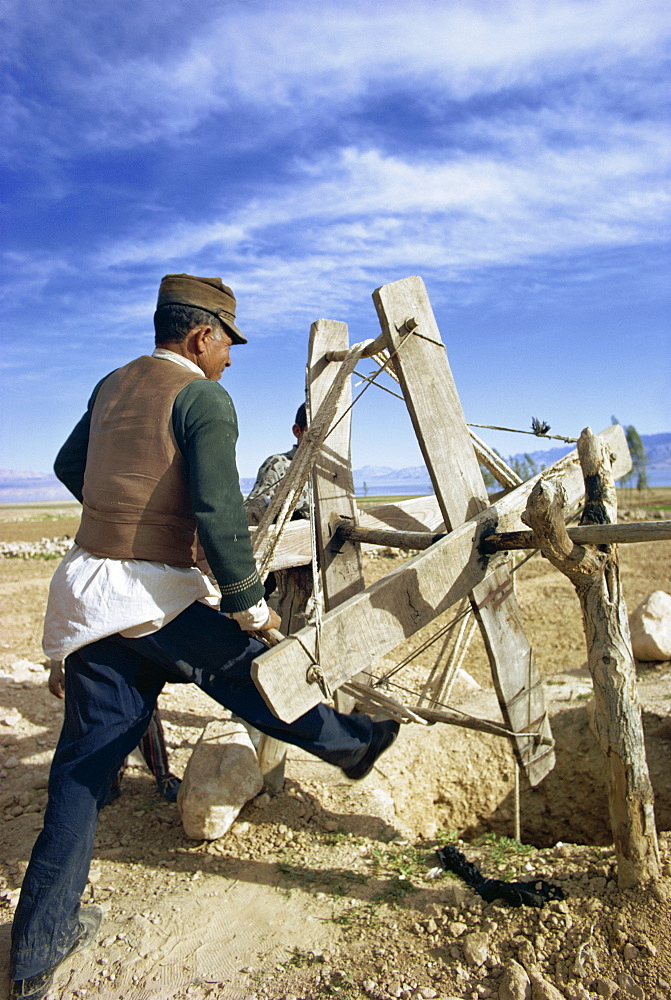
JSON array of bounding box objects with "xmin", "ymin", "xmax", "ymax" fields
[{"xmin": 55, "ymin": 374, "xmax": 264, "ymax": 614}]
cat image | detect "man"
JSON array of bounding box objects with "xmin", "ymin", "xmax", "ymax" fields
[
  {"xmin": 244, "ymin": 403, "xmax": 313, "ymax": 631},
  {"xmin": 9, "ymin": 274, "xmax": 398, "ymax": 1000},
  {"xmin": 244, "ymin": 402, "xmax": 310, "ymax": 527}
]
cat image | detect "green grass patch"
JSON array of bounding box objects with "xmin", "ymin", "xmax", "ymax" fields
[
  {"xmin": 471, "ymin": 832, "xmax": 536, "ymax": 880},
  {"xmin": 277, "ymin": 862, "xmax": 367, "ymax": 898},
  {"xmin": 286, "ymin": 946, "xmax": 325, "ymax": 968}
]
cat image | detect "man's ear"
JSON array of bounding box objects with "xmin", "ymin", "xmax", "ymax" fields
[{"xmin": 191, "ymin": 325, "xmax": 214, "ymax": 355}]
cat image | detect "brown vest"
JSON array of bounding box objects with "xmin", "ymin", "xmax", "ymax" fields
[{"xmin": 76, "ymin": 355, "xmax": 204, "ymax": 566}]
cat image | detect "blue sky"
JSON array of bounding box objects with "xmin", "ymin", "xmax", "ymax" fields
[{"xmin": 2, "ymin": 0, "xmax": 669, "ymax": 479}]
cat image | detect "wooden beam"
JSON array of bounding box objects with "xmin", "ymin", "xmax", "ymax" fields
[
  {"xmin": 251, "ymin": 422, "xmax": 630, "ymax": 725},
  {"xmin": 481, "ymin": 519, "xmax": 671, "ymax": 553},
  {"xmin": 307, "ymin": 319, "xmax": 365, "ymax": 609},
  {"xmin": 251, "ymin": 493, "xmax": 446, "ymax": 571},
  {"xmin": 308, "ymin": 320, "xmax": 367, "ymax": 713},
  {"xmin": 373, "ymin": 276, "xmax": 554, "ymax": 784},
  {"xmin": 323, "ymin": 330, "xmax": 388, "ymax": 362}
]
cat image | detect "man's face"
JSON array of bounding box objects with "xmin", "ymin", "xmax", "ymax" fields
[{"xmin": 201, "ymin": 328, "xmax": 233, "ymax": 381}]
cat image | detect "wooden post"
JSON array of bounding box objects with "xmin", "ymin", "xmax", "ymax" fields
[
  {"xmin": 523, "ymin": 427, "xmax": 660, "ymax": 888},
  {"xmin": 373, "ymin": 276, "xmax": 554, "ymax": 785},
  {"xmin": 307, "ymin": 319, "xmax": 368, "ymax": 713},
  {"xmin": 307, "ymin": 319, "xmax": 365, "ymax": 609}
]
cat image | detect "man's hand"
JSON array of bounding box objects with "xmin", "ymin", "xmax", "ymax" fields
[
  {"xmin": 256, "ymin": 607, "xmax": 282, "ymax": 632},
  {"xmin": 48, "ymin": 660, "xmax": 65, "ymax": 699}
]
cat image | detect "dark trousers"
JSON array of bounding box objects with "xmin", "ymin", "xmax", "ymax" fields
[
  {"xmin": 10, "ymin": 601, "xmax": 372, "ymax": 980},
  {"xmin": 110, "ymin": 705, "xmax": 174, "ymax": 799}
]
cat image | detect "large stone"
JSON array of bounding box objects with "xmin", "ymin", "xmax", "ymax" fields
[
  {"xmin": 462, "ymin": 931, "xmax": 489, "ymax": 967},
  {"xmin": 629, "ymin": 590, "xmax": 671, "ymax": 660},
  {"xmin": 528, "ymin": 969, "xmax": 565, "ymax": 1000},
  {"xmin": 178, "ymin": 720, "xmax": 263, "ymax": 840},
  {"xmin": 498, "ymin": 960, "xmax": 531, "ymax": 1000}
]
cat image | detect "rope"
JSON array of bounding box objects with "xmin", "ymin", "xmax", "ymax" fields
[
  {"xmin": 323, "ymin": 332, "xmax": 414, "ymax": 442},
  {"xmin": 361, "ymin": 351, "xmax": 523, "ymax": 490},
  {"xmin": 353, "ymin": 370, "xmax": 405, "ymax": 401},
  {"xmin": 377, "ymin": 602, "xmax": 473, "ymax": 683},
  {"xmin": 468, "ymin": 422, "xmax": 578, "ymax": 444}
]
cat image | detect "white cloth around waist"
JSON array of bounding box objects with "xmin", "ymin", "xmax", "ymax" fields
[{"xmin": 42, "ymin": 544, "xmax": 268, "ymax": 661}]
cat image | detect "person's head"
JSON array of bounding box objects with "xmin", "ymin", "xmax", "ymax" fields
[
  {"xmin": 293, "ymin": 403, "xmax": 307, "ymax": 444},
  {"xmin": 154, "ymin": 274, "xmax": 245, "ymax": 381}
]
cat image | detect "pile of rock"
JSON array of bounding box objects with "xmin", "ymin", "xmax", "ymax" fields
[{"xmin": 0, "ymin": 536, "xmax": 73, "ymax": 559}]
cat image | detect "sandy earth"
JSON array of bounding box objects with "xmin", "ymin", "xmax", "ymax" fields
[{"xmin": 0, "ymin": 501, "xmax": 670, "ymax": 1000}]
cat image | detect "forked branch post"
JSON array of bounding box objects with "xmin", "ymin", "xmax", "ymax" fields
[{"xmin": 522, "ymin": 428, "xmax": 660, "ymax": 888}]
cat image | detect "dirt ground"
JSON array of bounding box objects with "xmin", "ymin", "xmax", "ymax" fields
[{"xmin": 0, "ymin": 500, "xmax": 670, "ymax": 1000}]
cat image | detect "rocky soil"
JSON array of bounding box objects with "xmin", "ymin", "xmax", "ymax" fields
[{"xmin": 0, "ymin": 501, "xmax": 670, "ymax": 1000}]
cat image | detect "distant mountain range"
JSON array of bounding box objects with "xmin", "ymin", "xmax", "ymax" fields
[
  {"xmin": 2, "ymin": 432, "xmax": 670, "ymax": 503},
  {"xmin": 349, "ymin": 432, "xmax": 671, "ymax": 490}
]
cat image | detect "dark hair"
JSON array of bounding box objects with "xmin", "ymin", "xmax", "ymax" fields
[
  {"xmin": 153, "ymin": 304, "xmax": 224, "ymax": 344},
  {"xmin": 295, "ymin": 403, "xmax": 307, "ymax": 430}
]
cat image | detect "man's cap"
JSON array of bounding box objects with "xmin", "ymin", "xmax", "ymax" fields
[{"xmin": 156, "ymin": 273, "xmax": 246, "ymax": 344}]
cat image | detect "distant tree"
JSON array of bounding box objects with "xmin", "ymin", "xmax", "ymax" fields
[
  {"xmin": 507, "ymin": 453, "xmax": 545, "ymax": 482},
  {"xmin": 479, "ymin": 464, "xmax": 496, "ymax": 490},
  {"xmin": 363, "ymin": 481, "xmax": 368, "ymax": 496},
  {"xmin": 479, "ymin": 447, "xmax": 512, "ymax": 491},
  {"xmin": 612, "ymin": 417, "xmax": 648, "ymax": 492}
]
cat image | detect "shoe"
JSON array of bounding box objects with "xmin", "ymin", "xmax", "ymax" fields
[
  {"xmin": 342, "ymin": 719, "xmax": 400, "ymax": 781},
  {"xmin": 9, "ymin": 904, "xmax": 103, "ymax": 999},
  {"xmin": 158, "ymin": 774, "xmax": 181, "ymax": 803}
]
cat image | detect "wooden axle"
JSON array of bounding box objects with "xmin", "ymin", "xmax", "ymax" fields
[
  {"xmin": 481, "ymin": 519, "xmax": 671, "ymax": 554},
  {"xmin": 332, "ymin": 520, "xmax": 445, "ymax": 551},
  {"xmin": 323, "ymin": 318, "xmax": 418, "ymax": 362},
  {"xmin": 324, "ymin": 331, "xmax": 388, "ymax": 362},
  {"xmin": 332, "ymin": 518, "xmax": 671, "ymax": 554}
]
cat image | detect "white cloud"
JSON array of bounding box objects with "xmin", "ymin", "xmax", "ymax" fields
[
  {"xmin": 2, "ymin": 0, "xmax": 669, "ymax": 158},
  {"xmin": 3, "ymin": 0, "xmax": 669, "ymax": 348},
  {"xmin": 91, "ymin": 110, "xmax": 670, "ymax": 299}
]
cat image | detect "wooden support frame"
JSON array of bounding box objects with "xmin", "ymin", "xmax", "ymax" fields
[{"xmin": 251, "ymin": 278, "xmax": 632, "ymax": 788}]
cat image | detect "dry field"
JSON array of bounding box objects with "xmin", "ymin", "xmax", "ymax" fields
[{"xmin": 0, "ymin": 497, "xmax": 670, "ymax": 1000}]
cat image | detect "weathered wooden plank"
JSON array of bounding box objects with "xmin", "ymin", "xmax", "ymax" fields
[
  {"xmin": 307, "ymin": 320, "xmax": 365, "ymax": 609},
  {"xmin": 373, "ymin": 276, "xmax": 556, "ymax": 783},
  {"xmin": 373, "ymin": 281, "xmax": 489, "ymax": 530},
  {"xmin": 253, "ymin": 517, "xmax": 486, "ymax": 721},
  {"xmin": 251, "ymin": 421, "xmax": 630, "ymax": 726},
  {"xmin": 252, "ymin": 426, "xmax": 634, "ymax": 572},
  {"xmin": 359, "ymin": 495, "xmax": 445, "ymax": 533},
  {"xmin": 307, "ymin": 320, "xmax": 367, "ymax": 713}
]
